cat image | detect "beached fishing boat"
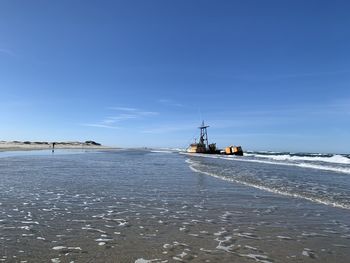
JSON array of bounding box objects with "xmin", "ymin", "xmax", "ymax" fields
[{"xmin": 187, "ymin": 121, "xmax": 243, "ymax": 156}]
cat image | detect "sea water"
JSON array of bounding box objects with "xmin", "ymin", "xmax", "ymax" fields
[
  {"xmin": 184, "ymin": 151, "xmax": 350, "ymax": 209},
  {"xmin": 0, "ymin": 149, "xmax": 349, "ymax": 262}
]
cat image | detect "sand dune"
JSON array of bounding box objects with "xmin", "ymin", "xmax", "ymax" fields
[{"xmin": 0, "ymin": 140, "xmax": 113, "ymax": 152}]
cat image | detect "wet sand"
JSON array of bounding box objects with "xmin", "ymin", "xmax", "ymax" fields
[{"xmin": 0, "ymin": 150, "xmax": 349, "ymax": 262}]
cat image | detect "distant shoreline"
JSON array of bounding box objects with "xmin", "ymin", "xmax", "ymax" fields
[{"xmin": 0, "ymin": 141, "xmax": 117, "ymax": 152}]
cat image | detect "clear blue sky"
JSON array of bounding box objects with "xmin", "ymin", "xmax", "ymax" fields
[{"xmin": 0, "ymin": 0, "xmax": 349, "ymax": 153}]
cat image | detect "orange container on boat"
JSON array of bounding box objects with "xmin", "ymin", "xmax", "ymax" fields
[{"xmin": 232, "ymin": 146, "xmax": 243, "ymax": 156}]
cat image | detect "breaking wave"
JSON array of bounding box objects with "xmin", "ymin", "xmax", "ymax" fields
[
  {"xmin": 185, "ymin": 157, "xmax": 350, "ymax": 210},
  {"xmin": 181, "ymin": 150, "xmax": 350, "ymax": 175},
  {"xmin": 245, "ymin": 152, "xmax": 350, "ymax": 165}
]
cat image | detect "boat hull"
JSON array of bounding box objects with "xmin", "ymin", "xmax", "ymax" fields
[{"xmin": 187, "ymin": 144, "xmax": 207, "ymax": 153}]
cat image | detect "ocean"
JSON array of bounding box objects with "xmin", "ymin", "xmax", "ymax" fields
[
  {"xmin": 186, "ymin": 150, "xmax": 350, "ymax": 209},
  {"xmin": 0, "ymin": 149, "xmax": 349, "ymax": 262}
]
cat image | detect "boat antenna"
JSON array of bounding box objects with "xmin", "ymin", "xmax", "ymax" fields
[{"xmin": 198, "ymin": 107, "xmax": 202, "ymax": 123}]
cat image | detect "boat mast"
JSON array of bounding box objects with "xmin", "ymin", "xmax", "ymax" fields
[{"xmin": 199, "ymin": 120, "xmax": 209, "ymax": 149}]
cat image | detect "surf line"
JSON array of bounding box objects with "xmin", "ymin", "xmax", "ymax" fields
[
  {"xmin": 180, "ymin": 152, "xmax": 350, "ymax": 175},
  {"xmin": 185, "ymin": 158, "xmax": 350, "ymax": 210}
]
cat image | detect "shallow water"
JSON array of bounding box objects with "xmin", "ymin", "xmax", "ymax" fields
[
  {"xmin": 184, "ymin": 152, "xmax": 350, "ymax": 209},
  {"xmin": 0, "ymin": 150, "xmax": 349, "ymax": 262}
]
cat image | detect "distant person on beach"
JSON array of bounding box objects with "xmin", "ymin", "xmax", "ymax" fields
[{"xmin": 52, "ymin": 142, "xmax": 56, "ymax": 152}]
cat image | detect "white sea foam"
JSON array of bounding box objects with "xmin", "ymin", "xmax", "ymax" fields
[
  {"xmin": 276, "ymin": 235, "xmax": 292, "ymax": 240},
  {"xmin": 301, "ymin": 248, "xmax": 316, "ymax": 258},
  {"xmin": 21, "ymin": 221, "xmax": 39, "ymax": 224},
  {"xmin": 134, "ymin": 258, "xmax": 162, "ymax": 263},
  {"xmin": 245, "ymin": 245, "xmax": 258, "ymax": 250},
  {"xmin": 177, "ymin": 251, "xmax": 188, "ymax": 258},
  {"xmin": 186, "ymin": 158, "xmax": 350, "ymax": 210},
  {"xmin": 182, "ymin": 152, "xmax": 350, "ymax": 174},
  {"xmin": 238, "ymin": 157, "xmax": 350, "ymax": 174},
  {"xmin": 150, "ymin": 150, "xmax": 173, "ymax": 154},
  {"xmin": 238, "ymin": 253, "xmax": 273, "ymax": 263},
  {"xmin": 95, "ymin": 238, "xmax": 113, "ymax": 242},
  {"xmin": 246, "ymin": 153, "xmax": 350, "ymax": 165},
  {"xmin": 52, "ymin": 246, "xmax": 66, "ymax": 250},
  {"xmin": 215, "ymin": 236, "xmax": 235, "ymax": 253}
]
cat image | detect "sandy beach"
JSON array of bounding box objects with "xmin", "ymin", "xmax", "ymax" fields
[{"xmin": 0, "ymin": 141, "xmax": 115, "ymax": 152}]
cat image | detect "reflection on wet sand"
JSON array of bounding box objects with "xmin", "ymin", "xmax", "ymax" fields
[{"xmin": 0, "ymin": 150, "xmax": 349, "ymax": 262}]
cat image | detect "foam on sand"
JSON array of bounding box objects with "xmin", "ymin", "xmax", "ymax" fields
[{"xmin": 134, "ymin": 258, "xmax": 162, "ymax": 263}]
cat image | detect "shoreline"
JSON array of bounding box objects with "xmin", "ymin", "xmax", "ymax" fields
[{"xmin": 0, "ymin": 141, "xmax": 118, "ymax": 152}]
